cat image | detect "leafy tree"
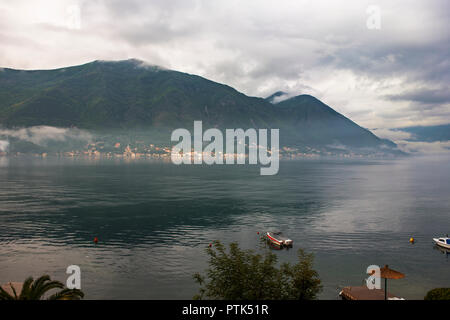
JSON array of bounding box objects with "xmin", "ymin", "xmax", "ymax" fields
[
  {"xmin": 193, "ymin": 241, "xmax": 322, "ymax": 300},
  {"xmin": 280, "ymin": 248, "xmax": 322, "ymax": 300},
  {"xmin": 0, "ymin": 275, "xmax": 84, "ymax": 300},
  {"xmin": 424, "ymin": 288, "xmax": 450, "ymax": 300}
]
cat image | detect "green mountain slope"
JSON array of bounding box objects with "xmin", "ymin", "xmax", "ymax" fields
[
  {"xmin": 0, "ymin": 59, "xmax": 400, "ymax": 154},
  {"xmin": 272, "ymin": 94, "xmax": 396, "ymax": 149},
  {"xmin": 0, "ymin": 59, "xmax": 275, "ymax": 129}
]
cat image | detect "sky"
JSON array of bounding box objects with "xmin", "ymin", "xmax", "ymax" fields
[{"xmin": 0, "ymin": 0, "xmax": 449, "ymax": 143}]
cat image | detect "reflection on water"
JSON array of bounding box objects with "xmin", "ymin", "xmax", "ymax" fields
[{"xmin": 0, "ymin": 156, "xmax": 449, "ymax": 299}]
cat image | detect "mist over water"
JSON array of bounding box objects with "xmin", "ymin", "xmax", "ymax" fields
[{"xmin": 0, "ymin": 156, "xmax": 449, "ymax": 299}]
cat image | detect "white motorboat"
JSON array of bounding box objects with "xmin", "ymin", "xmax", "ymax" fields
[{"xmin": 433, "ymin": 236, "xmax": 450, "ymax": 249}]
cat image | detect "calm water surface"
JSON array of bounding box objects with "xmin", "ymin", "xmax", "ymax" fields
[{"xmin": 0, "ymin": 156, "xmax": 449, "ymax": 299}]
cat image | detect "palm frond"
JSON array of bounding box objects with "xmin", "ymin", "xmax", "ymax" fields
[
  {"xmin": 32, "ymin": 281, "xmax": 64, "ymax": 300},
  {"xmin": 30, "ymin": 275, "xmax": 50, "ymax": 293},
  {"xmin": 0, "ymin": 285, "xmax": 15, "ymax": 300},
  {"xmin": 19, "ymin": 277, "xmax": 34, "ymax": 300},
  {"xmin": 48, "ymin": 288, "xmax": 84, "ymax": 300},
  {"xmin": 2, "ymin": 275, "xmax": 84, "ymax": 300},
  {"xmin": 10, "ymin": 283, "xmax": 19, "ymax": 299}
]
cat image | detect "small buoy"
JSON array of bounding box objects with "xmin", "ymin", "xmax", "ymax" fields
[
  {"xmin": 94, "ymin": 237, "xmax": 98, "ymax": 243},
  {"xmin": 409, "ymin": 237, "xmax": 415, "ymax": 243}
]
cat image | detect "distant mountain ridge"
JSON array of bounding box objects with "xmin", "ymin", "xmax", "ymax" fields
[
  {"xmin": 0, "ymin": 59, "xmax": 402, "ymax": 155},
  {"xmin": 394, "ymin": 124, "xmax": 450, "ymax": 142}
]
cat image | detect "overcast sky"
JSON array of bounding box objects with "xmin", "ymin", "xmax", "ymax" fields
[{"xmin": 0, "ymin": 0, "xmax": 449, "ymax": 136}]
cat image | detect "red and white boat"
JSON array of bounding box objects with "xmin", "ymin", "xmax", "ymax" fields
[{"xmin": 266, "ymin": 232, "xmax": 293, "ymax": 248}]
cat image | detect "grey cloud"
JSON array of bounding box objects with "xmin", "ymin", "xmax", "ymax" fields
[
  {"xmin": 0, "ymin": 0, "xmax": 449, "ymax": 129},
  {"xmin": 86, "ymin": 0, "xmax": 204, "ymax": 46},
  {"xmin": 385, "ymin": 87, "xmax": 450, "ymax": 105},
  {"xmin": 331, "ymin": 41, "xmax": 450, "ymax": 84}
]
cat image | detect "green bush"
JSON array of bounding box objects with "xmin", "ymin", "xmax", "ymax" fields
[
  {"xmin": 424, "ymin": 288, "xmax": 450, "ymax": 300},
  {"xmin": 193, "ymin": 240, "xmax": 322, "ymax": 300}
]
